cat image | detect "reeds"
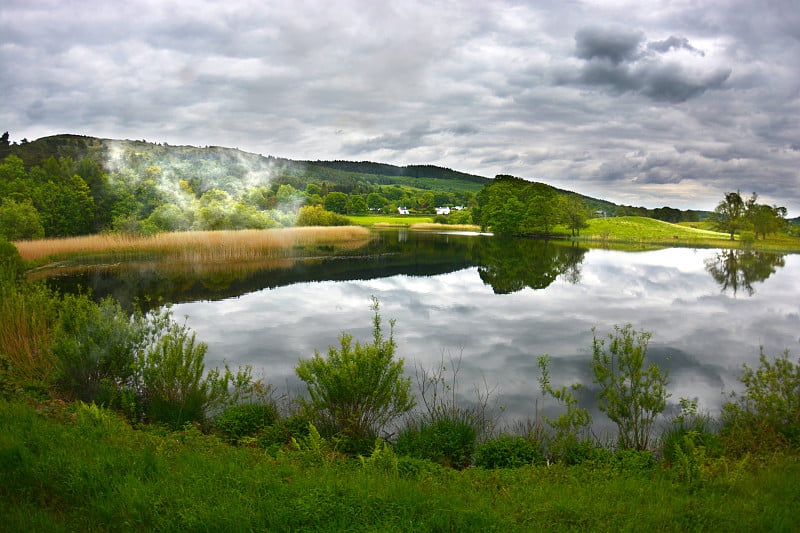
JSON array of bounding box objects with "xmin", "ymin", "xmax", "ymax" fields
[
  {"xmin": 0, "ymin": 283, "xmax": 59, "ymax": 394},
  {"xmin": 14, "ymin": 227, "xmax": 372, "ymax": 264}
]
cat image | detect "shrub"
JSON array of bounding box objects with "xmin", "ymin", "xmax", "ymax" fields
[
  {"xmin": 394, "ymin": 410, "xmax": 478, "ymax": 469},
  {"xmin": 661, "ymin": 398, "xmax": 722, "ymax": 464},
  {"xmin": 537, "ymin": 354, "xmax": 594, "ymax": 463},
  {"xmin": 296, "ymin": 205, "xmax": 350, "ymax": 226},
  {"xmin": 215, "ymin": 403, "xmax": 278, "ymax": 444},
  {"xmin": 474, "ymin": 434, "xmax": 542, "ymax": 469},
  {"xmin": 135, "ymin": 317, "xmax": 253, "ymax": 429},
  {"xmin": 721, "ymin": 347, "xmax": 800, "ymax": 452},
  {"xmin": 52, "ymin": 295, "xmax": 143, "ymax": 403},
  {"xmin": 591, "ymin": 324, "xmax": 670, "ymax": 451},
  {"xmin": 0, "ymin": 238, "xmax": 25, "ymax": 278},
  {"xmin": 295, "ymin": 297, "xmax": 415, "ymax": 444}
]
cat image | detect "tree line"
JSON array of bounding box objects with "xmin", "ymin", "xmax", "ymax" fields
[{"xmin": 711, "ymin": 190, "xmax": 788, "ymax": 240}]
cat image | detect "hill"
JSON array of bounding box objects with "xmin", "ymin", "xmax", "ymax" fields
[{"xmin": 0, "ymin": 133, "xmax": 709, "ymax": 239}]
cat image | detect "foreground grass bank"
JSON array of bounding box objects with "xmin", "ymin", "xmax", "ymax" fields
[{"xmin": 2, "ymin": 399, "xmax": 798, "ymax": 532}]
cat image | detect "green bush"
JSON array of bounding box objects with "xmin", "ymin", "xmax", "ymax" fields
[
  {"xmin": 721, "ymin": 347, "xmax": 800, "ymax": 453},
  {"xmin": 474, "ymin": 434, "xmax": 542, "ymax": 469},
  {"xmin": 215, "ymin": 403, "xmax": 278, "ymax": 444},
  {"xmin": 591, "ymin": 324, "xmax": 669, "ymax": 451},
  {"xmin": 295, "ymin": 205, "xmax": 350, "ymax": 226},
  {"xmin": 52, "ymin": 295, "xmax": 143, "ymax": 403},
  {"xmin": 0, "ymin": 238, "xmax": 25, "ymax": 278},
  {"xmin": 394, "ymin": 410, "xmax": 478, "ymax": 469},
  {"xmin": 661, "ymin": 398, "xmax": 723, "ymax": 464},
  {"xmin": 296, "ymin": 297, "xmax": 415, "ymax": 444},
  {"xmin": 135, "ymin": 320, "xmax": 253, "ymax": 429},
  {"xmin": 537, "ymin": 354, "xmax": 594, "ymax": 463}
]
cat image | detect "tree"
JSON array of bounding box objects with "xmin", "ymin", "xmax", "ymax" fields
[
  {"xmin": 324, "ymin": 191, "xmax": 349, "ymax": 214},
  {"xmin": 347, "ymin": 194, "xmax": 368, "ymax": 214},
  {"xmin": 561, "ymin": 196, "xmax": 590, "ymax": 237},
  {"xmin": 295, "ymin": 298, "xmax": 415, "ymax": 442},
  {"xmin": 591, "ymin": 324, "xmax": 669, "ymax": 451},
  {"xmin": 0, "ymin": 199, "xmax": 44, "ymax": 240},
  {"xmin": 367, "ymin": 192, "xmax": 388, "ymax": 210},
  {"xmin": 712, "ymin": 191, "xmax": 747, "ymax": 240},
  {"xmin": 746, "ymin": 193, "xmax": 786, "ymax": 239}
]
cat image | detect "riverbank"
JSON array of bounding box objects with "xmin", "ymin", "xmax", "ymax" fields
[{"xmin": 2, "ymin": 398, "xmax": 798, "ymax": 532}]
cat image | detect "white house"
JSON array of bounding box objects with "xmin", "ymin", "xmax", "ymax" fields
[
  {"xmin": 435, "ymin": 206, "xmax": 451, "ymax": 215},
  {"xmin": 397, "ymin": 206, "xmax": 410, "ymax": 215}
]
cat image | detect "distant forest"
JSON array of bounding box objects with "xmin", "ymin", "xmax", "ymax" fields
[{"xmin": 0, "ymin": 133, "xmax": 706, "ymax": 240}]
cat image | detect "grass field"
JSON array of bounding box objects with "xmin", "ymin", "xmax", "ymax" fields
[
  {"xmin": 576, "ymin": 216, "xmax": 800, "ymax": 252},
  {"xmin": 346, "ymin": 214, "xmax": 435, "ymax": 226}
]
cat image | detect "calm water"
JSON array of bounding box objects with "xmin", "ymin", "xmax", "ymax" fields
[{"xmin": 48, "ymin": 230, "xmax": 800, "ymax": 432}]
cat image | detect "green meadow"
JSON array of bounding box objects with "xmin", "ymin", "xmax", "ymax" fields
[{"xmin": 2, "ymin": 399, "xmax": 799, "ymax": 532}]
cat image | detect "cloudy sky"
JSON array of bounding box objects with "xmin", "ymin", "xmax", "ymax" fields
[{"xmin": 2, "ymin": 1, "xmax": 799, "ymax": 214}]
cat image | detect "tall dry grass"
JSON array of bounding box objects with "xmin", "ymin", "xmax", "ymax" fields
[
  {"xmin": 0, "ymin": 285, "xmax": 58, "ymax": 394},
  {"xmin": 14, "ymin": 227, "xmax": 372, "ymax": 264}
]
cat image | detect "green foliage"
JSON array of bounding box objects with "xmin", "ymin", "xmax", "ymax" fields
[
  {"xmin": 0, "ymin": 199, "xmax": 44, "ymax": 240},
  {"xmin": 52, "ymin": 295, "xmax": 143, "ymax": 403},
  {"xmin": 711, "ymin": 190, "xmax": 747, "ymax": 240},
  {"xmin": 661, "ymin": 398, "xmax": 723, "ymax": 464},
  {"xmin": 4, "ymin": 397, "xmax": 800, "ymax": 531},
  {"xmin": 474, "ymin": 434, "xmax": 543, "ymax": 469},
  {"xmin": 359, "ymin": 437, "xmax": 400, "ymax": 474},
  {"xmin": 591, "ymin": 324, "xmax": 670, "ymax": 451},
  {"xmin": 296, "ymin": 297, "xmax": 415, "ymax": 443},
  {"xmin": 214, "ymin": 402, "xmax": 278, "ymax": 444},
  {"xmin": 323, "ymin": 191, "xmax": 349, "ymax": 214},
  {"xmin": 135, "ymin": 319, "xmax": 253, "ymax": 429},
  {"xmin": 394, "ymin": 410, "xmax": 478, "ymax": 469},
  {"xmin": 721, "ymin": 347, "xmax": 800, "ymax": 451},
  {"xmin": 0, "ymin": 238, "xmax": 25, "ymax": 278},
  {"xmin": 295, "ymin": 205, "xmax": 351, "ymax": 226},
  {"xmin": 537, "ymin": 354, "xmax": 593, "ymax": 463}
]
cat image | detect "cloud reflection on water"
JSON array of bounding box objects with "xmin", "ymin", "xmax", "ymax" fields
[{"xmin": 173, "ymin": 247, "xmax": 800, "ymax": 433}]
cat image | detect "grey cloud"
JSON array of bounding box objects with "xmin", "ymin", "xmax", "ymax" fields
[
  {"xmin": 648, "ymin": 35, "xmax": 704, "ymax": 56},
  {"xmin": 574, "ymin": 26, "xmax": 644, "ymax": 64},
  {"xmin": 2, "ymin": 0, "xmax": 799, "ymax": 215}
]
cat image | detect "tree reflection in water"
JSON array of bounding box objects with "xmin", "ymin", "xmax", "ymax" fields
[
  {"xmin": 477, "ymin": 238, "xmax": 587, "ymax": 294},
  {"xmin": 704, "ymin": 249, "xmax": 786, "ymax": 296}
]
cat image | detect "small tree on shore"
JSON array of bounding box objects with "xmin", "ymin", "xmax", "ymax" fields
[
  {"xmin": 591, "ymin": 324, "xmax": 669, "ymax": 450},
  {"xmin": 296, "ymin": 297, "xmax": 415, "ymax": 443}
]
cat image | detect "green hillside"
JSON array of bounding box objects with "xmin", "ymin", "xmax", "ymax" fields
[{"xmin": 586, "ymin": 216, "xmax": 729, "ymax": 242}]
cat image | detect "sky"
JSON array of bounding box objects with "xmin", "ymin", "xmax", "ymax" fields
[{"xmin": 2, "ymin": 0, "xmax": 799, "ymax": 214}]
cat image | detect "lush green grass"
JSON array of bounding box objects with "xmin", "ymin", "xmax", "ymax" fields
[
  {"xmin": 2, "ymin": 398, "xmax": 799, "ymax": 532},
  {"xmin": 346, "ymin": 214, "xmax": 435, "ymax": 226},
  {"xmin": 571, "ymin": 216, "xmax": 800, "ymax": 252}
]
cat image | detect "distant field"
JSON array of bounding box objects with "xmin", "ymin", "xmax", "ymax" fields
[
  {"xmin": 346, "ymin": 214, "xmax": 434, "ymax": 226},
  {"xmin": 579, "ymin": 216, "xmax": 800, "ymax": 251},
  {"xmin": 585, "ymin": 216, "xmax": 729, "ymax": 242}
]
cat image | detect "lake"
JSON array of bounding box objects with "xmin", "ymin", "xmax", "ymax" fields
[{"xmin": 48, "ymin": 230, "xmax": 800, "ymax": 435}]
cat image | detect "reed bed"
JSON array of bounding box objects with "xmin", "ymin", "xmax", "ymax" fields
[{"xmin": 15, "ymin": 227, "xmax": 372, "ymax": 264}]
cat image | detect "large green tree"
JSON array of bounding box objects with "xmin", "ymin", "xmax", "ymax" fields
[{"xmin": 712, "ymin": 191, "xmax": 747, "ymax": 240}]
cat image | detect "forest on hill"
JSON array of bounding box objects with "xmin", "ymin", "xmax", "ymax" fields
[{"xmin": 1, "ymin": 132, "xmax": 708, "ymax": 240}]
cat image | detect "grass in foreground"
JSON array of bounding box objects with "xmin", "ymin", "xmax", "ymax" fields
[
  {"xmin": 13, "ymin": 226, "xmax": 372, "ymax": 266},
  {"xmin": 2, "ymin": 398, "xmax": 799, "ymax": 532}
]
